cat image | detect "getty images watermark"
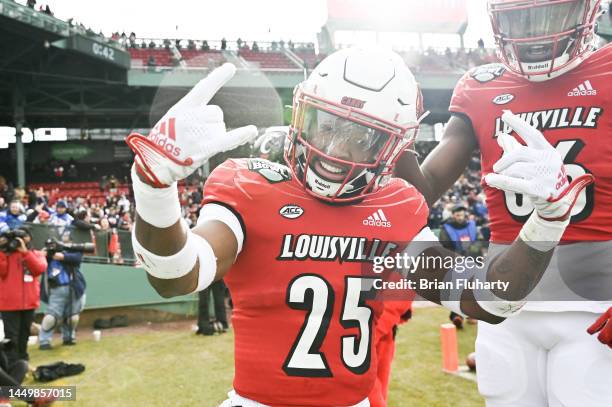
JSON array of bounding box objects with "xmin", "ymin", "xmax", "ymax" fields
[{"xmin": 369, "ymin": 252, "xmax": 509, "ymax": 292}]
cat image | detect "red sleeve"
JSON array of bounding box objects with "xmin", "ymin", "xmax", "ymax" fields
[
  {"xmin": 22, "ymin": 250, "xmax": 47, "ymax": 277},
  {"xmin": 0, "ymin": 252, "xmax": 8, "ymax": 280},
  {"xmin": 375, "ymin": 298, "xmax": 414, "ymax": 338},
  {"xmin": 200, "ymin": 159, "xmax": 256, "ymax": 237},
  {"xmin": 201, "ymin": 159, "xmax": 244, "ymax": 213},
  {"xmin": 448, "ymin": 71, "xmax": 475, "ymax": 124}
]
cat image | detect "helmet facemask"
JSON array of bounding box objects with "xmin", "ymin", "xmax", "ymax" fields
[
  {"xmin": 285, "ymin": 90, "xmax": 419, "ymax": 203},
  {"xmin": 488, "ymin": 0, "xmax": 602, "ymax": 80}
]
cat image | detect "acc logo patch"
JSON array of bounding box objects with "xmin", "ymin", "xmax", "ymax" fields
[
  {"xmin": 247, "ymin": 159, "xmax": 291, "ymax": 183},
  {"xmin": 279, "ymin": 204, "xmax": 304, "ymax": 219},
  {"xmin": 470, "ymin": 64, "xmax": 506, "ymax": 83},
  {"xmin": 492, "ymin": 93, "xmax": 515, "ymax": 105}
]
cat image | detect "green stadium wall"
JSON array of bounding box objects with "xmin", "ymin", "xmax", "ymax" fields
[{"xmin": 38, "ymin": 263, "xmax": 198, "ymax": 315}]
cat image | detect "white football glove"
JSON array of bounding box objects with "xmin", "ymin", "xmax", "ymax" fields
[
  {"xmin": 126, "ymin": 63, "xmax": 257, "ymax": 187},
  {"xmin": 485, "ymin": 111, "xmax": 593, "ymax": 222}
]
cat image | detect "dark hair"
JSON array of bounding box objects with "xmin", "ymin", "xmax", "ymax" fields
[
  {"xmin": 16, "ymin": 225, "xmax": 32, "ymax": 238},
  {"xmin": 76, "ymin": 209, "xmax": 88, "ymax": 221}
]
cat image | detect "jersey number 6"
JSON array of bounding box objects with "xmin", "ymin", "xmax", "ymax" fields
[{"xmin": 504, "ymin": 139, "xmax": 594, "ymax": 222}]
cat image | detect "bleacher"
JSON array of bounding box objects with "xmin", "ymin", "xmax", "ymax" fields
[
  {"xmin": 128, "ymin": 47, "xmax": 173, "ymax": 67},
  {"xmin": 181, "ymin": 49, "xmax": 226, "ymax": 67},
  {"xmin": 238, "ymin": 50, "xmax": 300, "ymax": 69},
  {"xmin": 26, "ymin": 180, "xmax": 197, "ymax": 203},
  {"xmin": 295, "ymin": 50, "xmax": 325, "ymax": 69},
  {"xmin": 28, "ymin": 181, "xmax": 130, "ymax": 204}
]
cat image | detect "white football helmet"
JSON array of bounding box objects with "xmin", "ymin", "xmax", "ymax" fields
[
  {"xmin": 284, "ymin": 47, "xmax": 424, "ymax": 202},
  {"xmin": 488, "ymin": 0, "xmax": 603, "ymax": 81}
]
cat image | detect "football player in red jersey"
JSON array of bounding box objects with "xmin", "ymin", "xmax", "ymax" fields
[
  {"xmin": 126, "ymin": 47, "xmax": 589, "ymax": 406},
  {"xmin": 396, "ymin": 0, "xmax": 612, "ymax": 405}
]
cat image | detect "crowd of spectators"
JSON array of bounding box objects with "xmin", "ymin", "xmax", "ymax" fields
[
  {"xmin": 402, "ymin": 43, "xmax": 499, "ymax": 73},
  {"xmin": 0, "ymin": 170, "xmax": 207, "ymax": 265},
  {"xmin": 124, "ymin": 34, "xmax": 497, "ymax": 73},
  {"xmin": 25, "ymin": 0, "xmax": 53, "ymax": 16},
  {"xmin": 14, "ymin": 0, "xmax": 502, "ymax": 74},
  {"xmin": 414, "ymin": 142, "xmax": 490, "ymax": 242},
  {"xmin": 0, "ymin": 140, "xmax": 489, "ymax": 265}
]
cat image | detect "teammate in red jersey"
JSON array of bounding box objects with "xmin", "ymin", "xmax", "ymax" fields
[
  {"xmin": 367, "ymin": 298, "xmax": 414, "ymax": 407},
  {"xmin": 397, "ymin": 1, "xmax": 612, "ymax": 405},
  {"xmin": 127, "ymin": 47, "xmax": 588, "ymax": 406}
]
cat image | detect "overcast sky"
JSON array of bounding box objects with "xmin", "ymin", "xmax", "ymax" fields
[{"xmin": 33, "ymin": 0, "xmax": 494, "ymax": 48}]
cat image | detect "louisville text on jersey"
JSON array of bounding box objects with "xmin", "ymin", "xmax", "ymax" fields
[
  {"xmin": 277, "ymin": 234, "xmax": 399, "ymax": 263},
  {"xmin": 494, "ymin": 106, "xmax": 603, "ymax": 136}
]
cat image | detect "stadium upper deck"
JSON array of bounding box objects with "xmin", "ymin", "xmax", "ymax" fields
[{"xmin": 1, "ymin": 0, "xmax": 610, "ymax": 131}]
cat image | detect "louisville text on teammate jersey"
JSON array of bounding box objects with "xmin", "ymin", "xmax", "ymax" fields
[{"xmin": 493, "ymin": 106, "xmax": 603, "ymax": 136}]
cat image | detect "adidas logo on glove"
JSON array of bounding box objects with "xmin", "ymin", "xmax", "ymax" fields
[{"xmin": 148, "ymin": 118, "xmax": 182, "ymax": 158}]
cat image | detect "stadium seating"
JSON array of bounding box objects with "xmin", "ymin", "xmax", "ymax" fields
[
  {"xmin": 238, "ymin": 50, "xmax": 300, "ymax": 69},
  {"xmin": 180, "ymin": 49, "xmax": 226, "ymax": 67},
  {"xmin": 294, "ymin": 50, "xmax": 326, "ymax": 69},
  {"xmin": 28, "ymin": 181, "xmax": 130, "ymax": 204},
  {"xmin": 128, "ymin": 48, "xmax": 174, "ymax": 67}
]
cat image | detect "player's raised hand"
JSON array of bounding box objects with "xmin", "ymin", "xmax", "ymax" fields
[
  {"xmin": 485, "ymin": 110, "xmax": 593, "ymax": 221},
  {"xmin": 126, "ymin": 63, "xmax": 257, "ymax": 187}
]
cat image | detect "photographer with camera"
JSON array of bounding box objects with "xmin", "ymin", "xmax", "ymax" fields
[
  {"xmin": 0, "ymin": 226, "xmax": 47, "ymax": 365},
  {"xmin": 38, "ymin": 233, "xmax": 93, "ymax": 349}
]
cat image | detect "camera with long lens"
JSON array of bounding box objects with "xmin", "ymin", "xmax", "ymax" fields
[
  {"xmin": 45, "ymin": 238, "xmax": 95, "ymax": 256},
  {"xmin": 0, "ymin": 229, "xmax": 30, "ymax": 253}
]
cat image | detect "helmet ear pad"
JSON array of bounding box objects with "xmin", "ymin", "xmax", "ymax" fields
[{"xmin": 283, "ymin": 47, "xmax": 423, "ymax": 202}]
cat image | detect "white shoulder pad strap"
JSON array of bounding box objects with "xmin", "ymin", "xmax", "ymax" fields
[
  {"xmin": 197, "ymin": 203, "xmax": 245, "ymax": 255},
  {"xmin": 132, "ymin": 219, "xmax": 217, "ymax": 292}
]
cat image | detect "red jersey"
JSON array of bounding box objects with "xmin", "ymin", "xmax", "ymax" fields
[
  {"xmin": 0, "ymin": 250, "xmax": 46, "ymax": 311},
  {"xmin": 450, "ymin": 44, "xmax": 612, "ymax": 243},
  {"xmin": 202, "ymin": 158, "xmax": 428, "ymax": 407}
]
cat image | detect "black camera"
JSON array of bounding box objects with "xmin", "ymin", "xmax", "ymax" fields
[
  {"xmin": 0, "ymin": 228, "xmax": 30, "ymax": 253},
  {"xmin": 45, "ymin": 238, "xmax": 95, "ymax": 256}
]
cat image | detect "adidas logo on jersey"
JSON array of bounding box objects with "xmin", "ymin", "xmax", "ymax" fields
[
  {"xmin": 568, "ymin": 80, "xmax": 597, "ymax": 97},
  {"xmin": 363, "ymin": 209, "xmax": 391, "ymax": 228}
]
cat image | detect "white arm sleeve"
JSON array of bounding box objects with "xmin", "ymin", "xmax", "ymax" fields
[
  {"xmin": 404, "ymin": 227, "xmax": 467, "ymax": 316},
  {"xmin": 132, "ymin": 218, "xmax": 217, "ymax": 292},
  {"xmin": 401, "ymin": 227, "xmax": 439, "ymax": 259},
  {"xmin": 412, "ymin": 227, "xmax": 438, "ymax": 242},
  {"xmin": 197, "ymin": 203, "xmax": 245, "ymax": 255}
]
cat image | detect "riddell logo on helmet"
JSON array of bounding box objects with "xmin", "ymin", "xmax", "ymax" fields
[
  {"xmin": 314, "ymin": 178, "xmax": 331, "ymax": 188},
  {"xmin": 527, "ymin": 63, "xmax": 550, "ymax": 70},
  {"xmin": 341, "ymin": 96, "xmax": 366, "ymax": 109}
]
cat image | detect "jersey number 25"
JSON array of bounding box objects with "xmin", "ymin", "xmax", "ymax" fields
[{"xmin": 283, "ymin": 274, "xmax": 375, "ymax": 377}]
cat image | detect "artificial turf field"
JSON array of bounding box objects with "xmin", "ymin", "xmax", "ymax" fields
[{"xmin": 19, "ymin": 306, "xmax": 482, "ymax": 406}]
